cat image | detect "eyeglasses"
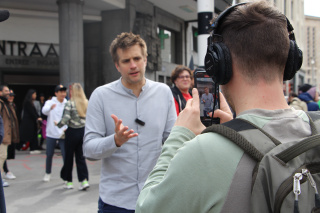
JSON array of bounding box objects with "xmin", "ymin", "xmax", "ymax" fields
[{"xmin": 177, "ymin": 75, "xmax": 191, "ymax": 79}]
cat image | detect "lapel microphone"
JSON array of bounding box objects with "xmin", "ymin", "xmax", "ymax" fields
[{"xmin": 135, "ymin": 118, "xmax": 145, "ymax": 126}]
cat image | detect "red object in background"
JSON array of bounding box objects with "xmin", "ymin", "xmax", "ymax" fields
[{"xmin": 21, "ymin": 141, "xmax": 30, "ymax": 151}]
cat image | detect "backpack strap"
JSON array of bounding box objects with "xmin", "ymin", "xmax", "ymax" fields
[
  {"xmin": 305, "ymin": 111, "xmax": 320, "ymax": 135},
  {"xmin": 202, "ymin": 119, "xmax": 278, "ymax": 162},
  {"xmin": 275, "ymin": 133, "xmax": 320, "ymax": 164},
  {"xmin": 203, "ymin": 114, "xmax": 320, "ymax": 164}
]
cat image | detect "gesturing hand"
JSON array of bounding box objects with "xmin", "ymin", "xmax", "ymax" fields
[
  {"xmin": 174, "ymin": 88, "xmax": 205, "ymax": 135},
  {"xmin": 111, "ymin": 114, "xmax": 138, "ymax": 147}
]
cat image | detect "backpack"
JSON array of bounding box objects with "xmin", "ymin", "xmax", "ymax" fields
[{"xmin": 202, "ymin": 112, "xmax": 320, "ymax": 213}]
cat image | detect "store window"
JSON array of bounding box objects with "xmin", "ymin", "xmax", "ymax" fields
[
  {"xmin": 157, "ymin": 74, "xmax": 172, "ymax": 87},
  {"xmin": 192, "ymin": 27, "xmax": 198, "ymax": 53},
  {"xmin": 157, "ymin": 27, "xmax": 179, "ymax": 64}
]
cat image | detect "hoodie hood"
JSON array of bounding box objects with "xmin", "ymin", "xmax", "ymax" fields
[
  {"xmin": 298, "ymin": 92, "xmax": 314, "ymax": 102},
  {"xmin": 298, "ymin": 92, "xmax": 319, "ymax": 111}
]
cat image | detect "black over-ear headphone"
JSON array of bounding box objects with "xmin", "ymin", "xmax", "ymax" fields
[{"xmin": 204, "ymin": 3, "xmax": 303, "ymax": 85}]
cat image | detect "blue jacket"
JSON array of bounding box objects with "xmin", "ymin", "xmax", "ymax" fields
[{"xmin": 298, "ymin": 92, "xmax": 319, "ymax": 111}]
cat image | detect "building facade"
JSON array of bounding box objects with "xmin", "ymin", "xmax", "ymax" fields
[
  {"xmin": 0, "ymin": 0, "xmax": 313, "ymax": 111},
  {"xmin": 304, "ymin": 15, "xmax": 320, "ymax": 90},
  {"xmin": 0, "ymin": 0, "xmax": 233, "ymax": 110}
]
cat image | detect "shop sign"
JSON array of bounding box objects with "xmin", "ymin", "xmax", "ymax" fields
[{"xmin": 0, "ymin": 40, "xmax": 59, "ymax": 70}]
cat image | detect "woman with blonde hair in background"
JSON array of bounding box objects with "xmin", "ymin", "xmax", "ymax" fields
[{"xmin": 55, "ymin": 83, "xmax": 89, "ymax": 190}]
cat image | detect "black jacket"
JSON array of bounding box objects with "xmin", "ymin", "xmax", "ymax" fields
[{"xmin": 171, "ymin": 86, "xmax": 192, "ymax": 113}]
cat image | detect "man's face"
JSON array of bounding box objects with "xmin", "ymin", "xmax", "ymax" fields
[
  {"xmin": 1, "ymin": 86, "xmax": 10, "ymax": 99},
  {"xmin": 115, "ymin": 44, "xmax": 147, "ymax": 87},
  {"xmin": 204, "ymin": 87, "xmax": 209, "ymax": 94},
  {"xmin": 174, "ymin": 70, "xmax": 191, "ymax": 92},
  {"xmin": 55, "ymin": 90, "xmax": 67, "ymax": 102}
]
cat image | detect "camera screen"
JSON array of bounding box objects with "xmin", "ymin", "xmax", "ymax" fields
[{"xmin": 194, "ymin": 70, "xmax": 219, "ymax": 118}]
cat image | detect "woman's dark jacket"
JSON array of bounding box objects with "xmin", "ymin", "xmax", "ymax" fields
[{"xmin": 20, "ymin": 101, "xmax": 39, "ymax": 141}]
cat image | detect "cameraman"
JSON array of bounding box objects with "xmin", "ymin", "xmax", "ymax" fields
[{"xmin": 136, "ymin": 1, "xmax": 307, "ymax": 212}]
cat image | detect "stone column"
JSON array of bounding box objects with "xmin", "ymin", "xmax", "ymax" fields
[
  {"xmin": 101, "ymin": 7, "xmax": 132, "ymax": 84},
  {"xmin": 57, "ymin": 0, "xmax": 84, "ymax": 88}
]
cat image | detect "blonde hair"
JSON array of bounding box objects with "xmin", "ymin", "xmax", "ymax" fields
[{"xmin": 70, "ymin": 83, "xmax": 88, "ymax": 118}]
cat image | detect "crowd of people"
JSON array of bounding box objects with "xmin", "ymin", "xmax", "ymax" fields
[
  {"xmin": 1, "ymin": 1, "xmax": 319, "ymax": 213},
  {"xmin": 288, "ymin": 83, "xmax": 320, "ymax": 111},
  {"xmin": 0, "ymin": 83, "xmax": 91, "ymax": 192}
]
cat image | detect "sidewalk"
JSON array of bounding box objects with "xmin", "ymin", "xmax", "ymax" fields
[{"xmin": 3, "ymin": 149, "xmax": 101, "ymax": 213}]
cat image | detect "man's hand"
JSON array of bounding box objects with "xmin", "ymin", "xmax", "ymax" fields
[
  {"xmin": 111, "ymin": 114, "xmax": 138, "ymax": 147},
  {"xmin": 174, "ymin": 88, "xmax": 205, "ymax": 135},
  {"xmin": 51, "ymin": 104, "xmax": 56, "ymax": 110},
  {"xmin": 211, "ymin": 92, "xmax": 233, "ymax": 124}
]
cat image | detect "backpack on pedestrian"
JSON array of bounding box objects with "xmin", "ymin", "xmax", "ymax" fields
[
  {"xmin": 289, "ymin": 97, "xmax": 308, "ymax": 111},
  {"xmin": 202, "ymin": 112, "xmax": 320, "ymax": 213}
]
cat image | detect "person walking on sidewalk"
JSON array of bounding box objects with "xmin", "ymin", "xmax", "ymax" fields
[
  {"xmin": 0, "ymin": 85, "xmax": 19, "ymax": 188},
  {"xmin": 19, "ymin": 89, "xmax": 42, "ymax": 155},
  {"xmin": 41, "ymin": 85, "xmax": 67, "ymax": 182},
  {"xmin": 55, "ymin": 83, "xmax": 89, "ymax": 191},
  {"xmin": 3, "ymin": 89, "xmax": 19, "ymax": 180}
]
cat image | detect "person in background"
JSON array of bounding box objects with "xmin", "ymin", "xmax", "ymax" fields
[
  {"xmin": 83, "ymin": 32, "xmax": 176, "ymax": 213},
  {"xmin": 288, "ymin": 92, "xmax": 307, "ymax": 111},
  {"xmin": 0, "ymin": 85, "xmax": 19, "ymax": 188},
  {"xmin": 33, "ymin": 93, "xmax": 41, "ymax": 118},
  {"xmin": 19, "ymin": 89, "xmax": 42, "ymax": 154},
  {"xmin": 39, "ymin": 93, "xmax": 47, "ymax": 150},
  {"xmin": 170, "ymin": 65, "xmax": 192, "ymax": 116},
  {"xmin": 201, "ymin": 86, "xmax": 214, "ymax": 117},
  {"xmin": 0, "ymin": 9, "xmax": 9, "ymax": 212},
  {"xmin": 41, "ymin": 85, "xmax": 67, "ymax": 182},
  {"xmin": 298, "ymin": 84, "xmax": 319, "ymax": 111},
  {"xmin": 3, "ymin": 90, "xmax": 18, "ymax": 180},
  {"xmin": 55, "ymin": 83, "xmax": 89, "ymax": 190}
]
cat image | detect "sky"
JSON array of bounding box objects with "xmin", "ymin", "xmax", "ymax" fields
[{"xmin": 304, "ymin": 0, "xmax": 320, "ymax": 17}]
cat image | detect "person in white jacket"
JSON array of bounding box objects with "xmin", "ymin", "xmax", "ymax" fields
[{"xmin": 41, "ymin": 85, "xmax": 68, "ymax": 182}]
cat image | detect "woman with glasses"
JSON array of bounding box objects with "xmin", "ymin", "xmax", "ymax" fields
[{"xmin": 170, "ymin": 65, "xmax": 193, "ymax": 116}]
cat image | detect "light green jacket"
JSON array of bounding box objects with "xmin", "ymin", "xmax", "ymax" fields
[{"xmin": 136, "ymin": 109, "xmax": 311, "ymax": 213}]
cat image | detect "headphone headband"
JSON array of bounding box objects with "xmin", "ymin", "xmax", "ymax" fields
[
  {"xmin": 205, "ymin": 2, "xmax": 303, "ymax": 84},
  {"xmin": 211, "ymin": 3, "xmax": 246, "ymax": 34},
  {"xmin": 210, "ymin": 2, "xmax": 296, "ymax": 41}
]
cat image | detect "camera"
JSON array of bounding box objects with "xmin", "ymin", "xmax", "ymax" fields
[{"xmin": 194, "ymin": 68, "xmax": 220, "ymax": 126}]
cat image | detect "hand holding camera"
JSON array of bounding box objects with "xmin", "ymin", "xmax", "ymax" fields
[{"xmin": 174, "ymin": 88, "xmax": 206, "ymax": 135}]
